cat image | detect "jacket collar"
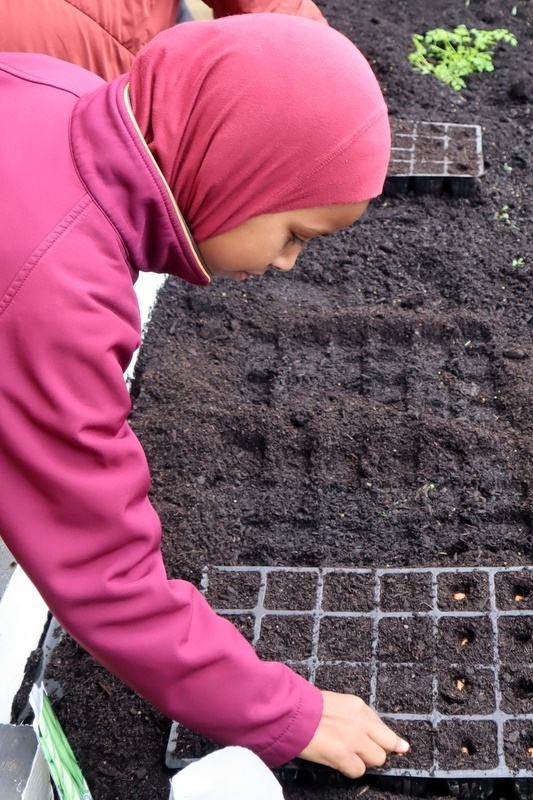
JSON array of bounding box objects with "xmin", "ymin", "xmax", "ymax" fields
[{"xmin": 71, "ymin": 75, "xmax": 211, "ymax": 286}]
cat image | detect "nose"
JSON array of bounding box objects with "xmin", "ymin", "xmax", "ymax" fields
[{"xmin": 270, "ymin": 251, "xmax": 299, "ymax": 273}]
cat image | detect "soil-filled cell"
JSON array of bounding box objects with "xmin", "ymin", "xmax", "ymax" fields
[
  {"xmin": 436, "ymin": 666, "xmax": 496, "ymax": 715},
  {"xmin": 436, "ymin": 720, "xmax": 499, "ymax": 771},
  {"xmin": 377, "ymin": 616, "xmax": 434, "ymax": 663},
  {"xmin": 437, "ymin": 616, "xmax": 493, "ymax": 665},
  {"xmin": 379, "ymin": 571, "xmax": 432, "ymax": 612},
  {"xmin": 321, "ymin": 570, "xmax": 374, "ymax": 612},
  {"xmin": 437, "ymin": 572, "xmax": 490, "ymax": 611},
  {"xmin": 495, "ymin": 571, "xmax": 533, "ymax": 611},
  {"xmin": 255, "ymin": 615, "xmax": 314, "ymax": 661},
  {"xmin": 169, "ymin": 724, "xmax": 217, "ymax": 762},
  {"xmin": 415, "ymin": 135, "xmax": 446, "ymax": 156},
  {"xmin": 263, "ymin": 570, "xmax": 318, "ymax": 610},
  {"xmin": 286, "ymin": 662, "xmax": 311, "ymax": 682},
  {"xmin": 503, "ymin": 720, "xmax": 533, "ymax": 772},
  {"xmin": 317, "ymin": 616, "xmax": 373, "ymax": 661},
  {"xmin": 314, "ymin": 663, "xmax": 371, "ymax": 702},
  {"xmin": 206, "ymin": 568, "xmax": 261, "ymax": 610},
  {"xmin": 498, "ymin": 615, "xmax": 533, "ymax": 663},
  {"xmin": 220, "ymin": 613, "xmax": 255, "ymax": 644},
  {"xmin": 376, "ymin": 664, "xmax": 432, "ymax": 714},
  {"xmin": 500, "ymin": 666, "xmax": 533, "ymax": 715},
  {"xmin": 381, "ymin": 720, "xmax": 435, "ymax": 772}
]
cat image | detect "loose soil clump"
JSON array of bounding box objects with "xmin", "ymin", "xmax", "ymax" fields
[{"xmin": 17, "ymin": 0, "xmax": 533, "ymax": 798}]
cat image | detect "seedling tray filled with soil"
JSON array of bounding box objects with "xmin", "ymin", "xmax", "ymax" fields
[
  {"xmin": 384, "ymin": 120, "xmax": 484, "ymax": 197},
  {"xmin": 167, "ymin": 566, "xmax": 533, "ymax": 781}
]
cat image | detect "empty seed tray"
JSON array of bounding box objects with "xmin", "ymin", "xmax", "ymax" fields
[
  {"xmin": 384, "ymin": 120, "xmax": 484, "ymax": 197},
  {"xmin": 167, "ymin": 566, "xmax": 533, "ymax": 781}
]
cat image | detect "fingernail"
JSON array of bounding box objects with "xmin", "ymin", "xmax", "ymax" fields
[{"xmin": 397, "ymin": 738, "xmax": 410, "ymax": 753}]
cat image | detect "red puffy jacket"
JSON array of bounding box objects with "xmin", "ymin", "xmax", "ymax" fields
[{"xmin": 0, "ymin": 0, "xmax": 326, "ymax": 81}]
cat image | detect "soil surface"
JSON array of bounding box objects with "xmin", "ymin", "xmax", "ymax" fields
[{"xmin": 21, "ymin": 0, "xmax": 533, "ymax": 798}]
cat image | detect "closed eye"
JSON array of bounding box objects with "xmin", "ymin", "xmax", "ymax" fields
[{"xmin": 290, "ymin": 233, "xmax": 306, "ymax": 247}]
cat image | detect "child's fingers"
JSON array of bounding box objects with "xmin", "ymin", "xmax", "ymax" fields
[
  {"xmin": 356, "ymin": 738, "xmax": 390, "ymax": 768},
  {"xmin": 367, "ymin": 713, "xmax": 410, "ymax": 755},
  {"xmin": 337, "ymin": 737, "xmax": 399, "ymax": 778},
  {"xmin": 298, "ymin": 691, "xmax": 410, "ymax": 777},
  {"xmin": 339, "ymin": 731, "xmax": 408, "ymax": 778},
  {"xmin": 336, "ymin": 752, "xmax": 368, "ymax": 780},
  {"xmin": 394, "ymin": 736, "xmax": 411, "ymax": 754}
]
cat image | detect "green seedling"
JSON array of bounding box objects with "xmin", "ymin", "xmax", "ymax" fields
[
  {"xmin": 499, "ymin": 204, "xmax": 520, "ymax": 232},
  {"xmin": 408, "ymin": 24, "xmax": 518, "ymax": 90}
]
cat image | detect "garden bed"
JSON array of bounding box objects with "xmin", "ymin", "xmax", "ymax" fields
[{"xmin": 15, "ymin": 0, "xmax": 533, "ymax": 798}]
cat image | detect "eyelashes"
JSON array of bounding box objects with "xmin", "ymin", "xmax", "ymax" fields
[{"xmin": 290, "ymin": 234, "xmax": 306, "ymax": 247}]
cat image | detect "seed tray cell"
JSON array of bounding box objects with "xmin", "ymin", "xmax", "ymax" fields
[
  {"xmin": 384, "ymin": 120, "xmax": 484, "ymax": 197},
  {"xmin": 166, "ymin": 566, "xmax": 533, "ymax": 780}
]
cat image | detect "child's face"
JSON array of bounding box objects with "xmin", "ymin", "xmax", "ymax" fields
[{"xmin": 197, "ymin": 201, "xmax": 369, "ymax": 281}]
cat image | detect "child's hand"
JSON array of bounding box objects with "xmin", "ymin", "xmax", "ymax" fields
[{"xmin": 298, "ymin": 690, "xmax": 410, "ymax": 778}]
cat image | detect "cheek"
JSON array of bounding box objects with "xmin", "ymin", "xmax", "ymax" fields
[{"xmin": 198, "ymin": 239, "xmax": 233, "ymax": 270}]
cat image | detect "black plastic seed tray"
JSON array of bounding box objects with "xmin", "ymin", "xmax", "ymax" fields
[
  {"xmin": 166, "ymin": 566, "xmax": 533, "ymax": 780},
  {"xmin": 384, "ymin": 120, "xmax": 484, "ymax": 197}
]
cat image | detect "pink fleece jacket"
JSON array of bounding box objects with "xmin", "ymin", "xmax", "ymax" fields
[{"xmin": 0, "ymin": 53, "xmax": 322, "ymax": 765}]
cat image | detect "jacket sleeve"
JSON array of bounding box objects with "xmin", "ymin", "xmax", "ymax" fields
[
  {"xmin": 0, "ymin": 209, "xmax": 323, "ymax": 766},
  {"xmin": 205, "ymin": 0, "xmax": 327, "ymax": 25}
]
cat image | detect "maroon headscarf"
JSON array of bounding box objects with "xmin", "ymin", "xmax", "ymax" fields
[{"xmin": 129, "ymin": 13, "xmax": 390, "ymax": 242}]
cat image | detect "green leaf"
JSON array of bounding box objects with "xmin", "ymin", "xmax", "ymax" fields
[{"xmin": 408, "ymin": 25, "xmax": 517, "ymax": 90}]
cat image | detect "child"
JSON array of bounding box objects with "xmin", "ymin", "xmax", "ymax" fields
[{"xmin": 0, "ymin": 14, "xmax": 408, "ymax": 777}]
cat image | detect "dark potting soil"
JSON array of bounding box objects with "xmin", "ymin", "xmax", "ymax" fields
[{"xmin": 16, "ymin": 0, "xmax": 533, "ymax": 798}]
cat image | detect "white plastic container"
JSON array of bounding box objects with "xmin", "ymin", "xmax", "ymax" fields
[{"xmin": 169, "ymin": 747, "xmax": 284, "ymax": 800}]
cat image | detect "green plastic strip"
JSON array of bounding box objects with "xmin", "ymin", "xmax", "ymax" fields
[{"xmin": 30, "ymin": 684, "xmax": 93, "ymax": 800}]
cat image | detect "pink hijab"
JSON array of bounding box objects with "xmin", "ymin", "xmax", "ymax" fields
[{"xmin": 129, "ymin": 14, "xmax": 390, "ymax": 242}]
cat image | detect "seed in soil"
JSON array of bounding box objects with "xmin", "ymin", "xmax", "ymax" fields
[
  {"xmin": 437, "ymin": 667, "xmax": 496, "ymax": 715},
  {"xmin": 437, "ymin": 571, "xmax": 490, "ymax": 611},
  {"xmin": 437, "ymin": 616, "xmax": 494, "ymax": 664},
  {"xmin": 495, "ymin": 570, "xmax": 533, "ymax": 610},
  {"xmin": 436, "ymin": 720, "xmax": 499, "ymax": 771}
]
